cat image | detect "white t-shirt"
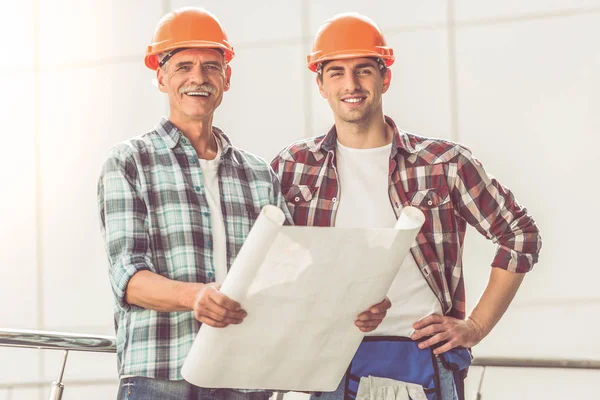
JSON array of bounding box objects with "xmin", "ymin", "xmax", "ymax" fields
[
  {"xmin": 334, "ymin": 140, "xmax": 443, "ymax": 337},
  {"xmin": 198, "ymin": 137, "xmax": 228, "ymax": 284}
]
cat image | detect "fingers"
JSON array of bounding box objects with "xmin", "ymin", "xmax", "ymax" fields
[
  {"xmin": 432, "ymin": 340, "xmax": 456, "ymax": 355},
  {"xmin": 197, "ymin": 304, "xmax": 246, "ymax": 325},
  {"xmin": 416, "ymin": 332, "xmax": 458, "ymax": 354},
  {"xmin": 193, "ymin": 285, "xmax": 247, "ymax": 325},
  {"xmin": 196, "ymin": 315, "xmax": 229, "ymax": 328},
  {"xmin": 356, "ymin": 309, "xmax": 387, "ymax": 321},
  {"xmin": 355, "ymin": 318, "xmax": 385, "ymax": 332},
  {"xmin": 411, "ymin": 315, "xmax": 470, "ymax": 353},
  {"xmin": 410, "ymin": 323, "xmax": 444, "ymax": 340},
  {"xmin": 417, "ymin": 330, "xmax": 449, "ymax": 349},
  {"xmin": 208, "ymin": 288, "xmax": 243, "ymax": 313},
  {"xmin": 368, "ymin": 297, "xmax": 392, "ymax": 314},
  {"xmin": 356, "ymin": 297, "xmax": 392, "ymax": 321},
  {"xmin": 412, "ymin": 314, "xmax": 444, "ymax": 330},
  {"xmin": 205, "ymin": 296, "xmax": 247, "ymax": 319}
]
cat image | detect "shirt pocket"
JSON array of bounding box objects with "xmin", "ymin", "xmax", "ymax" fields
[
  {"xmin": 283, "ymin": 185, "xmax": 319, "ymax": 205},
  {"xmin": 409, "ymin": 187, "xmax": 450, "ymax": 209}
]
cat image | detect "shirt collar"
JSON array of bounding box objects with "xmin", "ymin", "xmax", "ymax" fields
[
  {"xmin": 316, "ymin": 116, "xmax": 419, "ymax": 161},
  {"xmin": 155, "ymin": 117, "xmax": 238, "ymax": 163}
]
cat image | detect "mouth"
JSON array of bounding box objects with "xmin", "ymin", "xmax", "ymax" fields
[
  {"xmin": 341, "ymin": 96, "xmax": 366, "ymax": 105},
  {"xmin": 185, "ymin": 91, "xmax": 211, "ymax": 98}
]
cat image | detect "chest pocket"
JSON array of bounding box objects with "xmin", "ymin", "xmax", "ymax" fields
[
  {"xmin": 409, "ymin": 187, "xmax": 450, "ymax": 209},
  {"xmin": 283, "ymin": 185, "xmax": 318, "ymax": 205}
]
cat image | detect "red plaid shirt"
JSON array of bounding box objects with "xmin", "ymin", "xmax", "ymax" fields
[{"xmin": 271, "ymin": 116, "xmax": 541, "ymax": 320}]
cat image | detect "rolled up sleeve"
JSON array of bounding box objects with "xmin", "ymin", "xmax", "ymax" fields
[
  {"xmin": 452, "ymin": 148, "xmax": 542, "ymax": 273},
  {"xmin": 98, "ymin": 149, "xmax": 155, "ymax": 311}
]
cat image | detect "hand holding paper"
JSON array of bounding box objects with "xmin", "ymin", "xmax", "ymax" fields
[
  {"xmin": 182, "ymin": 205, "xmax": 425, "ymax": 391},
  {"xmin": 191, "ymin": 283, "xmax": 247, "ymax": 328}
]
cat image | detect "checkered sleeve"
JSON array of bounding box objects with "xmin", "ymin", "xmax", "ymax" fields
[
  {"xmin": 271, "ymin": 150, "xmax": 294, "ymax": 225},
  {"xmin": 452, "ymin": 147, "xmax": 542, "ymax": 273},
  {"xmin": 269, "ymin": 165, "xmax": 294, "ymax": 226},
  {"xmin": 98, "ymin": 147, "xmax": 156, "ymax": 311}
]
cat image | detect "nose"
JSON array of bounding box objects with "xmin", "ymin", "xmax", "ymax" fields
[
  {"xmin": 342, "ymin": 72, "xmax": 362, "ymax": 93},
  {"xmin": 189, "ymin": 64, "xmax": 208, "ymax": 85}
]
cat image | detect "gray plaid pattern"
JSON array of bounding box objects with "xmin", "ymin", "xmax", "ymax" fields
[{"xmin": 98, "ymin": 117, "xmax": 289, "ymax": 380}]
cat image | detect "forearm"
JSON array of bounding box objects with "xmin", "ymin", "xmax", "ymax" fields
[
  {"xmin": 467, "ymin": 267, "xmax": 526, "ymax": 340},
  {"xmin": 125, "ymin": 270, "xmax": 203, "ymax": 312}
]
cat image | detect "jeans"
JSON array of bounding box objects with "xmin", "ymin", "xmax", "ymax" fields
[
  {"xmin": 117, "ymin": 377, "xmax": 273, "ymax": 400},
  {"xmin": 309, "ymin": 357, "xmax": 459, "ymax": 400}
]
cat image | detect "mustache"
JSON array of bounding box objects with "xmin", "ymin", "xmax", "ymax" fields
[{"xmin": 179, "ymin": 84, "xmax": 217, "ymax": 95}]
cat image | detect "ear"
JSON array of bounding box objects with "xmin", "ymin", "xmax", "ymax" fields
[
  {"xmin": 381, "ymin": 68, "xmax": 392, "ymax": 94},
  {"xmin": 224, "ymin": 65, "xmax": 232, "ymax": 92},
  {"xmin": 157, "ymin": 68, "xmax": 168, "ymax": 93},
  {"xmin": 316, "ymin": 75, "xmax": 327, "ymax": 99}
]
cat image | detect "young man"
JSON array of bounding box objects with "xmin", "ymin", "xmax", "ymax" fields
[
  {"xmin": 98, "ymin": 8, "xmax": 389, "ymax": 399},
  {"xmin": 272, "ymin": 13, "xmax": 541, "ymax": 400}
]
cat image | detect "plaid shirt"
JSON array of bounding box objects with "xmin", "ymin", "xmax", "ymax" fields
[
  {"xmin": 271, "ymin": 116, "xmax": 541, "ymax": 320},
  {"xmin": 98, "ymin": 117, "xmax": 288, "ymax": 380}
]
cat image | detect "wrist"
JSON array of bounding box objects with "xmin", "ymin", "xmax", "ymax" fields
[
  {"xmin": 466, "ymin": 316, "xmax": 487, "ymax": 343},
  {"xmin": 177, "ymin": 282, "xmax": 204, "ymax": 310}
]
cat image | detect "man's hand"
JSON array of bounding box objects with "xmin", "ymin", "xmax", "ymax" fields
[
  {"xmin": 354, "ymin": 297, "xmax": 392, "ymax": 332},
  {"xmin": 192, "ymin": 283, "xmax": 247, "ymax": 328},
  {"xmin": 410, "ymin": 314, "xmax": 484, "ymax": 355}
]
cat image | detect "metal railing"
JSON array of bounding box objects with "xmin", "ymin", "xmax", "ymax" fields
[
  {"xmin": 470, "ymin": 357, "xmax": 600, "ymax": 400},
  {"xmin": 0, "ymin": 329, "xmax": 116, "ymax": 400},
  {"xmin": 1, "ymin": 328, "xmax": 599, "ymax": 400}
]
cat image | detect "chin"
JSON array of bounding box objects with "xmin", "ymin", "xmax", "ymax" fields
[{"xmin": 340, "ymin": 113, "xmax": 368, "ymax": 124}]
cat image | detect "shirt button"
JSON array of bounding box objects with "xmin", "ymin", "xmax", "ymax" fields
[
  {"xmin": 181, "ymin": 138, "xmax": 187, "ymax": 144},
  {"xmin": 427, "ymin": 200, "xmax": 433, "ymax": 206},
  {"xmin": 194, "ymin": 186, "xmax": 201, "ymax": 192},
  {"xmin": 294, "ymin": 196, "xmax": 300, "ymax": 202},
  {"xmin": 207, "ymin": 271, "xmax": 214, "ymax": 279},
  {"xmin": 332, "ymin": 197, "xmax": 337, "ymax": 202},
  {"xmin": 190, "ymin": 157, "xmax": 197, "ymax": 164}
]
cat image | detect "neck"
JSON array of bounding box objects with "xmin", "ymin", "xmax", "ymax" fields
[
  {"xmin": 334, "ymin": 112, "xmax": 392, "ymax": 149},
  {"xmin": 169, "ymin": 113, "xmax": 218, "ymax": 160}
]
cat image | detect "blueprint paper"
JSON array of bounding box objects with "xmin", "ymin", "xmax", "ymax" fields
[{"xmin": 181, "ymin": 205, "xmax": 425, "ymax": 391}]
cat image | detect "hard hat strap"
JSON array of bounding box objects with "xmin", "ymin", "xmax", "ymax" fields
[{"xmin": 158, "ymin": 48, "xmax": 186, "ymax": 68}]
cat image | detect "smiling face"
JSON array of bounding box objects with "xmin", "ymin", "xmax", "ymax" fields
[
  {"xmin": 317, "ymin": 57, "xmax": 391, "ymax": 125},
  {"xmin": 157, "ymin": 48, "xmax": 231, "ymax": 124}
]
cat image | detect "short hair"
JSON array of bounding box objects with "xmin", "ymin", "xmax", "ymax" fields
[{"xmin": 317, "ymin": 58, "xmax": 388, "ymax": 81}]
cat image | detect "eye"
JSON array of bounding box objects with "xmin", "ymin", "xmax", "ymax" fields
[
  {"xmin": 177, "ymin": 65, "xmax": 191, "ymax": 72},
  {"xmin": 205, "ymin": 64, "xmax": 222, "ymax": 71},
  {"xmin": 330, "ymin": 71, "xmax": 342, "ymax": 77},
  {"xmin": 357, "ymin": 69, "xmax": 372, "ymax": 75}
]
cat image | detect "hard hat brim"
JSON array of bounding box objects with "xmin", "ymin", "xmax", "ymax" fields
[
  {"xmin": 307, "ymin": 48, "xmax": 394, "ymax": 72},
  {"xmin": 145, "ymin": 40, "xmax": 235, "ymax": 70}
]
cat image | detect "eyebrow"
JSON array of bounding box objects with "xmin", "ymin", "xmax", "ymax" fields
[
  {"xmin": 174, "ymin": 61, "xmax": 194, "ymax": 69},
  {"xmin": 202, "ymin": 61, "xmax": 223, "ymax": 68},
  {"xmin": 325, "ymin": 63, "xmax": 378, "ymax": 73},
  {"xmin": 173, "ymin": 60, "xmax": 223, "ymax": 69},
  {"xmin": 324, "ymin": 65, "xmax": 345, "ymax": 74},
  {"xmin": 355, "ymin": 63, "xmax": 378, "ymax": 69}
]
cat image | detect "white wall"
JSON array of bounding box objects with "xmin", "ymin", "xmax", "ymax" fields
[{"xmin": 1, "ymin": 1, "xmax": 599, "ymax": 399}]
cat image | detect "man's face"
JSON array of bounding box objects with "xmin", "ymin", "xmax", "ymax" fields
[
  {"xmin": 317, "ymin": 57, "xmax": 391, "ymax": 124},
  {"xmin": 157, "ymin": 48, "xmax": 231, "ymax": 123}
]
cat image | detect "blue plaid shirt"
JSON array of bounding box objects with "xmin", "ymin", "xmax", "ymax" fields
[{"xmin": 98, "ymin": 117, "xmax": 289, "ymax": 380}]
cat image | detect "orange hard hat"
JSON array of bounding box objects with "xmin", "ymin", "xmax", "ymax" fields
[
  {"xmin": 145, "ymin": 7, "xmax": 235, "ymax": 70},
  {"xmin": 307, "ymin": 13, "xmax": 394, "ymax": 72}
]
